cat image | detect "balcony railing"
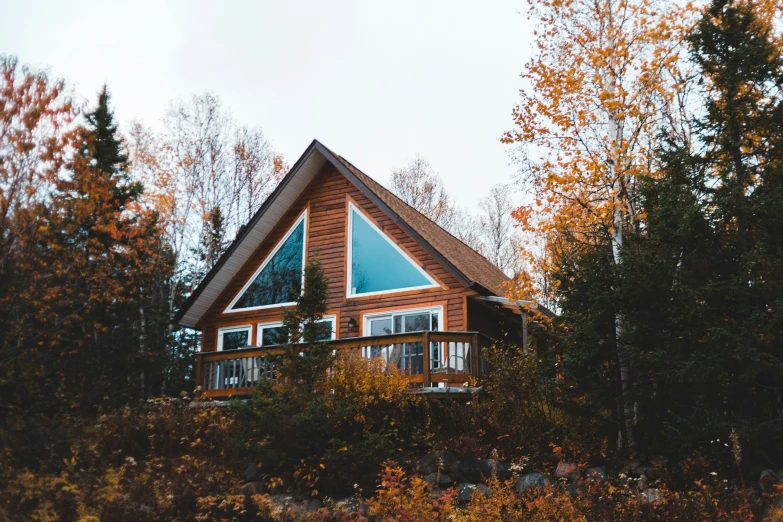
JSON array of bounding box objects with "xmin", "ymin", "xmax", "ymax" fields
[{"xmin": 195, "ymin": 330, "xmax": 486, "ymax": 399}]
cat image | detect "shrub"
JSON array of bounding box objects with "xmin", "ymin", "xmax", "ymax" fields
[{"xmin": 232, "ymin": 353, "xmax": 420, "ymax": 496}]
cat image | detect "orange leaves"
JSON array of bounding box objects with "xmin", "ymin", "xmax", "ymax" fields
[{"xmin": 506, "ymin": 0, "xmax": 699, "ymax": 298}]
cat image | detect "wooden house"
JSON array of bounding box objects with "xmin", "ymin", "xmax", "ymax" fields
[{"xmin": 174, "ymin": 140, "xmax": 529, "ymax": 398}]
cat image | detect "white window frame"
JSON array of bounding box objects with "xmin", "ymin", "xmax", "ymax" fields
[
  {"xmin": 361, "ymin": 305, "xmax": 443, "ymax": 360},
  {"xmin": 346, "ymin": 202, "xmax": 438, "ymax": 298},
  {"xmin": 256, "ymin": 321, "xmax": 287, "ymax": 347},
  {"xmin": 256, "ymin": 315, "xmax": 337, "ymax": 347},
  {"xmin": 217, "ymin": 324, "xmax": 253, "ymax": 351},
  {"xmin": 225, "ymin": 210, "xmax": 308, "ymax": 314}
]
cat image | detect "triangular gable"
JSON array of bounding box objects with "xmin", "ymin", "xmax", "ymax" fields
[
  {"xmin": 225, "ymin": 210, "xmax": 307, "ymax": 312},
  {"xmin": 347, "ymin": 202, "xmax": 438, "ymax": 296},
  {"xmin": 174, "ymin": 140, "xmax": 510, "ymax": 329}
]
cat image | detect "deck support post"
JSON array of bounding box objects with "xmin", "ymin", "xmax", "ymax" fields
[
  {"xmin": 470, "ymin": 333, "xmax": 480, "ymax": 383},
  {"xmin": 422, "ymin": 331, "xmax": 431, "ymax": 387},
  {"xmin": 194, "ymin": 356, "xmax": 204, "ymax": 396}
]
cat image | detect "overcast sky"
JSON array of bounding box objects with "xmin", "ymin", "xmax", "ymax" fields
[{"xmin": 1, "ymin": 0, "xmax": 533, "ymax": 211}]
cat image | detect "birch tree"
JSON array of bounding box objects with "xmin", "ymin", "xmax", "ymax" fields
[{"xmin": 504, "ymin": 0, "xmax": 697, "ymax": 450}]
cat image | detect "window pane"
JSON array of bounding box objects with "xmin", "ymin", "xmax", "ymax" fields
[
  {"xmin": 431, "ymin": 312, "xmax": 439, "ymax": 331},
  {"xmin": 370, "ymin": 317, "xmax": 392, "ymax": 336},
  {"xmin": 261, "ymin": 326, "xmax": 288, "ymax": 346},
  {"xmin": 308, "ymin": 319, "xmax": 334, "ymax": 342},
  {"xmin": 350, "ymin": 208, "xmax": 432, "ymax": 294},
  {"xmin": 232, "ymin": 219, "xmax": 305, "ymax": 309},
  {"xmin": 222, "ymin": 330, "xmax": 249, "ymax": 350},
  {"xmin": 403, "ymin": 313, "xmax": 430, "ymax": 333}
]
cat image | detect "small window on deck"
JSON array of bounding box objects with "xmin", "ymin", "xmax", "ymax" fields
[{"xmin": 217, "ymin": 325, "xmax": 252, "ymax": 351}]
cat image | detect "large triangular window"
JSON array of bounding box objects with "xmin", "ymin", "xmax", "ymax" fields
[
  {"xmin": 347, "ymin": 203, "xmax": 438, "ymax": 297},
  {"xmin": 226, "ymin": 212, "xmax": 306, "ymax": 312}
]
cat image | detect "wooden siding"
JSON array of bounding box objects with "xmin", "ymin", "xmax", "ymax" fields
[{"xmin": 197, "ymin": 165, "xmax": 468, "ymax": 352}]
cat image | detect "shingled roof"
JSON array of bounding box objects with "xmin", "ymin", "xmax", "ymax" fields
[
  {"xmin": 325, "ymin": 148, "xmax": 510, "ymax": 296},
  {"xmin": 174, "ymin": 140, "xmax": 511, "ymax": 328}
]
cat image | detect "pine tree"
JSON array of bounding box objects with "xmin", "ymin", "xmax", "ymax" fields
[{"xmin": 32, "ymin": 86, "xmax": 171, "ymax": 408}]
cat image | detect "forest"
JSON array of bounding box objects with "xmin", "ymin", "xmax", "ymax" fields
[{"xmin": 2, "ymin": 0, "xmax": 783, "ymax": 520}]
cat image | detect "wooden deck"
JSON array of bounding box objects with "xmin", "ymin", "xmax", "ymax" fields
[{"xmin": 195, "ymin": 330, "xmax": 486, "ymax": 399}]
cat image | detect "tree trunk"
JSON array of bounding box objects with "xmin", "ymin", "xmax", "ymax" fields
[{"xmin": 607, "ymin": 66, "xmax": 635, "ymax": 451}]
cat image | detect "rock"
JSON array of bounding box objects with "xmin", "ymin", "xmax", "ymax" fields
[
  {"xmin": 760, "ymin": 469, "xmax": 780, "ymax": 494},
  {"xmin": 241, "ymin": 482, "xmax": 266, "ymax": 497},
  {"xmin": 585, "ymin": 467, "xmax": 607, "ymax": 482},
  {"xmin": 268, "ymin": 495, "xmax": 323, "ymax": 516},
  {"xmin": 416, "ymin": 450, "xmax": 457, "ymax": 476},
  {"xmin": 423, "ymin": 472, "xmax": 453, "ymax": 488},
  {"xmin": 517, "ymin": 473, "xmax": 554, "ymax": 493},
  {"xmin": 639, "ymin": 488, "xmax": 663, "ymax": 504},
  {"xmin": 566, "ymin": 483, "xmax": 587, "ymax": 498},
  {"xmin": 458, "ymin": 483, "xmax": 489, "ymax": 502},
  {"xmin": 555, "ymin": 462, "xmax": 581, "ymax": 482},
  {"xmin": 450, "ymin": 457, "xmax": 482, "ymax": 483},
  {"xmin": 451, "ymin": 457, "xmax": 510, "ymax": 483},
  {"xmin": 334, "ymin": 498, "xmax": 369, "ymax": 514}
]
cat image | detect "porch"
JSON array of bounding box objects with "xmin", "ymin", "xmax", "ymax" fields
[{"xmin": 195, "ymin": 330, "xmax": 488, "ymax": 399}]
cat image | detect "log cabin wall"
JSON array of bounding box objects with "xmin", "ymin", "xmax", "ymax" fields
[{"xmin": 197, "ymin": 164, "xmax": 469, "ymax": 351}]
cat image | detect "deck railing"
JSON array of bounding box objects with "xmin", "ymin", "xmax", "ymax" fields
[{"xmin": 195, "ymin": 330, "xmax": 485, "ymax": 399}]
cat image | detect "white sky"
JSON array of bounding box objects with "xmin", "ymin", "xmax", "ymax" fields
[{"xmin": 1, "ymin": 0, "xmax": 534, "ymax": 211}]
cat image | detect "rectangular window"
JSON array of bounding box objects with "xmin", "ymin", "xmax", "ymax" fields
[
  {"xmin": 257, "ymin": 315, "xmax": 336, "ymax": 347},
  {"xmin": 217, "ymin": 325, "xmax": 252, "ymax": 351},
  {"xmin": 362, "ymin": 306, "xmax": 442, "ymax": 374}
]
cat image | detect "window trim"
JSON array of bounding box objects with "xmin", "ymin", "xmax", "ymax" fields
[
  {"xmin": 224, "ymin": 209, "xmax": 308, "ymax": 314},
  {"xmin": 256, "ymin": 315, "xmax": 337, "ymax": 347},
  {"xmin": 217, "ymin": 324, "xmax": 253, "ymax": 351},
  {"xmin": 346, "ymin": 202, "xmax": 438, "ymax": 298},
  {"xmin": 360, "ymin": 305, "xmax": 444, "ymax": 365},
  {"xmin": 362, "ymin": 305, "xmax": 444, "ymax": 336}
]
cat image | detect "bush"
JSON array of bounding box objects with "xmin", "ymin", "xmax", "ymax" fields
[{"xmin": 232, "ymin": 353, "xmax": 421, "ymax": 495}]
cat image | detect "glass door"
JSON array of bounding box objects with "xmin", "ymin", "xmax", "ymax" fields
[{"xmin": 364, "ymin": 308, "xmax": 441, "ymax": 375}]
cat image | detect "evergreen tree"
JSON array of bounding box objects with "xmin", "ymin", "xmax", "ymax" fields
[
  {"xmin": 31, "ymin": 86, "xmax": 172, "ymax": 408},
  {"xmin": 553, "ymin": 0, "xmax": 783, "ymax": 463}
]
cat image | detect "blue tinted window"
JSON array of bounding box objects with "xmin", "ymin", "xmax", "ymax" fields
[
  {"xmin": 350, "ymin": 207, "xmax": 434, "ymax": 295},
  {"xmin": 232, "ymin": 219, "xmax": 305, "ymax": 309}
]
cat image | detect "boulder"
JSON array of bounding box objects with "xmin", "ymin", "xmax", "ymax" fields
[
  {"xmin": 423, "ymin": 472, "xmax": 453, "ymax": 488},
  {"xmin": 639, "ymin": 488, "xmax": 663, "ymax": 504},
  {"xmin": 555, "ymin": 462, "xmax": 581, "ymax": 482},
  {"xmin": 451, "ymin": 457, "xmax": 510, "ymax": 483},
  {"xmin": 268, "ymin": 495, "xmax": 323, "ymax": 517},
  {"xmin": 416, "ymin": 450, "xmax": 457, "ymax": 476},
  {"xmin": 517, "ymin": 473, "xmax": 554, "ymax": 493},
  {"xmin": 458, "ymin": 483, "xmax": 489, "ymax": 502},
  {"xmin": 241, "ymin": 482, "xmax": 266, "ymax": 497},
  {"xmin": 585, "ymin": 467, "xmax": 607, "ymax": 482},
  {"xmin": 760, "ymin": 469, "xmax": 780, "ymax": 494},
  {"xmin": 334, "ymin": 498, "xmax": 369, "ymax": 514}
]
